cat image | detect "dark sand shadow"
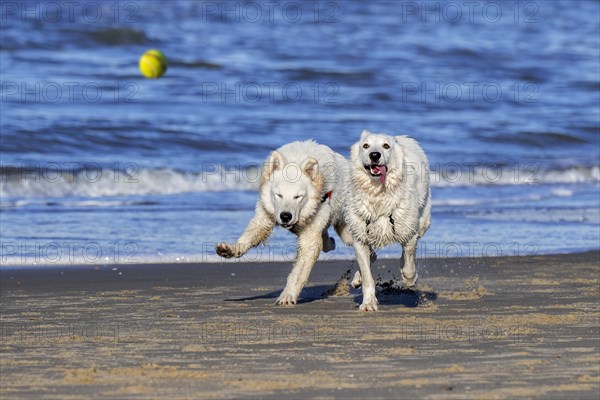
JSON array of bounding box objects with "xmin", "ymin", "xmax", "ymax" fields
[
  {"xmin": 368, "ymin": 287, "xmax": 437, "ymax": 308},
  {"xmin": 224, "ymin": 285, "xmax": 333, "ymax": 304},
  {"xmin": 225, "ymin": 282, "xmax": 437, "ymax": 308},
  {"xmin": 350, "ymin": 278, "xmax": 438, "ymax": 308}
]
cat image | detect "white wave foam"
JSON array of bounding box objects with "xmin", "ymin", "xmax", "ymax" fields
[
  {"xmin": 430, "ymin": 165, "xmax": 599, "ymax": 187},
  {"xmin": 1, "ymin": 165, "xmax": 598, "ymax": 200},
  {"xmin": 432, "ymin": 199, "xmax": 484, "ymax": 206},
  {"xmin": 550, "ymin": 188, "xmax": 574, "ymax": 197},
  {"xmin": 0, "ymin": 166, "xmax": 260, "ymax": 199}
]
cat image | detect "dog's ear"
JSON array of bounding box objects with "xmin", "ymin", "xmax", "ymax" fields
[
  {"xmin": 262, "ymin": 151, "xmax": 285, "ymax": 183},
  {"xmin": 360, "ymin": 129, "xmax": 371, "ymax": 140},
  {"xmin": 301, "ymin": 158, "xmax": 319, "ymax": 181}
]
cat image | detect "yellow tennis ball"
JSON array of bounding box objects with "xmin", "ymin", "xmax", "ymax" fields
[{"xmin": 139, "ymin": 49, "xmax": 168, "ymax": 79}]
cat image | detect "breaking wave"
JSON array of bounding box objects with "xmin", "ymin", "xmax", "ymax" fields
[
  {"xmin": 1, "ymin": 164, "xmax": 598, "ymax": 200},
  {"xmin": 0, "ymin": 165, "xmax": 260, "ymax": 199},
  {"xmin": 430, "ymin": 164, "xmax": 599, "ymax": 187}
]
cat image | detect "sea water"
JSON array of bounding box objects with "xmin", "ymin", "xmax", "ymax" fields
[{"xmin": 1, "ymin": 1, "xmax": 598, "ymax": 266}]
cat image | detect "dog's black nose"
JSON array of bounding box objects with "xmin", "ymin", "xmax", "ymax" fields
[
  {"xmin": 369, "ymin": 152, "xmax": 381, "ymax": 162},
  {"xmin": 280, "ymin": 211, "xmax": 292, "ymax": 223}
]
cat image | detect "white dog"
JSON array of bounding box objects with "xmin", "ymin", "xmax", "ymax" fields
[
  {"xmin": 215, "ymin": 140, "xmax": 352, "ymax": 305},
  {"xmin": 345, "ymin": 130, "xmax": 431, "ymax": 311}
]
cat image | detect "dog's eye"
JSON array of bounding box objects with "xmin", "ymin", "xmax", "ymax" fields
[
  {"xmin": 383, "ymin": 143, "xmax": 390, "ymax": 149},
  {"xmin": 362, "ymin": 143, "xmax": 370, "ymax": 149},
  {"xmin": 275, "ymin": 193, "xmax": 283, "ymax": 198},
  {"xmin": 293, "ymin": 195, "xmax": 303, "ymax": 200}
]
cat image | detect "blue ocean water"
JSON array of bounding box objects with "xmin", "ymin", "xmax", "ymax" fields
[{"xmin": 1, "ymin": 0, "xmax": 599, "ymax": 266}]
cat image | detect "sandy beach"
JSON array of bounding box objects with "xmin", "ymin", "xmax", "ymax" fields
[
  {"xmin": 2, "ymin": 1, "xmax": 599, "ymax": 399},
  {"xmin": 1, "ymin": 251, "xmax": 598, "ymax": 399}
]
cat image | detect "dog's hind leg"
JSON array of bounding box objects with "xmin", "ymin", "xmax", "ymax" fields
[
  {"xmin": 400, "ymin": 236, "xmax": 419, "ymax": 288},
  {"xmin": 322, "ymin": 230, "xmax": 336, "ymax": 253},
  {"xmin": 351, "ymin": 271, "xmax": 362, "ymax": 288},
  {"xmin": 370, "ymin": 249, "xmax": 377, "ymax": 263},
  {"xmin": 334, "ymin": 221, "xmax": 354, "ymax": 246},
  {"xmin": 418, "ymin": 191, "xmax": 431, "ymax": 238}
]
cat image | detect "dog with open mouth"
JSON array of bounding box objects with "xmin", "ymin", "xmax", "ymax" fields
[
  {"xmin": 215, "ymin": 140, "xmax": 353, "ymax": 306},
  {"xmin": 345, "ymin": 130, "xmax": 431, "ymax": 311}
]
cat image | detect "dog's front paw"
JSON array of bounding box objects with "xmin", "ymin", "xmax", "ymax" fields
[
  {"xmin": 359, "ymin": 293, "xmax": 379, "ymax": 311},
  {"xmin": 359, "ymin": 301, "xmax": 379, "ymax": 312},
  {"xmin": 401, "ymin": 271, "xmax": 418, "ymax": 288},
  {"xmin": 275, "ymin": 292, "xmax": 298, "ymax": 306},
  {"xmin": 215, "ymin": 242, "xmax": 239, "ymax": 258}
]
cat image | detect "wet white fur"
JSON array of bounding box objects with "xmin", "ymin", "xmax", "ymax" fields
[
  {"xmin": 345, "ymin": 130, "xmax": 431, "ymax": 311},
  {"xmin": 216, "ymin": 140, "xmax": 352, "ymax": 305}
]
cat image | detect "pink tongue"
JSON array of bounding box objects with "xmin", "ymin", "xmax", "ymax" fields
[{"xmin": 373, "ymin": 165, "xmax": 387, "ymax": 183}]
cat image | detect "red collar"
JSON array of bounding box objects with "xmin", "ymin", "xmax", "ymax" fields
[{"xmin": 321, "ymin": 191, "xmax": 332, "ymax": 203}]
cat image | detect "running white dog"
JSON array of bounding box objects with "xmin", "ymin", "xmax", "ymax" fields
[
  {"xmin": 215, "ymin": 140, "xmax": 352, "ymax": 305},
  {"xmin": 345, "ymin": 130, "xmax": 431, "ymax": 311}
]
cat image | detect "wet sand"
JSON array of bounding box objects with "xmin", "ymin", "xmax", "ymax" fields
[{"xmin": 1, "ymin": 251, "xmax": 599, "ymax": 399}]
